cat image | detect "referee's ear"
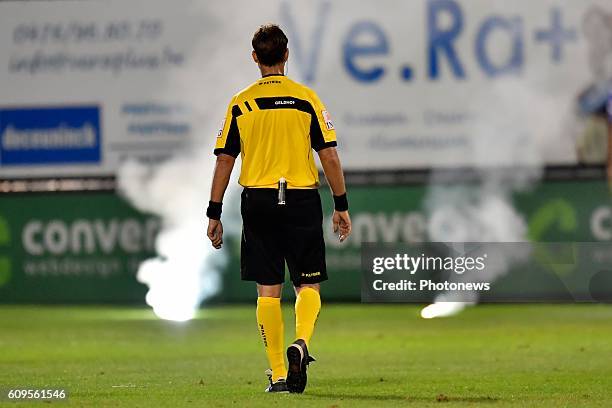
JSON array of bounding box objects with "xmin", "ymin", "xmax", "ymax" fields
[{"xmin": 252, "ymin": 51, "xmax": 259, "ymax": 65}]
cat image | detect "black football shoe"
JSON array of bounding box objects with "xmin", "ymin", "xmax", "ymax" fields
[
  {"xmin": 264, "ymin": 369, "xmax": 289, "ymax": 393},
  {"xmin": 286, "ymin": 339, "xmax": 316, "ymax": 393}
]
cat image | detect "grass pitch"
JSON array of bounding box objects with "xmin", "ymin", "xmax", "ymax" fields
[{"xmin": 1, "ymin": 304, "xmax": 611, "ymax": 407}]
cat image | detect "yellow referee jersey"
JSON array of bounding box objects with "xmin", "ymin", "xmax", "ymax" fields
[{"xmin": 214, "ymin": 74, "xmax": 337, "ymax": 189}]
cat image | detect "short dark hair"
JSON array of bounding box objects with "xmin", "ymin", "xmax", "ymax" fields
[{"xmin": 252, "ymin": 24, "xmax": 288, "ymax": 66}]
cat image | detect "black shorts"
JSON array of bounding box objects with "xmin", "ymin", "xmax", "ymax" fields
[{"xmin": 240, "ymin": 188, "xmax": 328, "ymax": 287}]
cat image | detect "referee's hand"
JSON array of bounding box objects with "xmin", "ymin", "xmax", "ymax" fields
[
  {"xmin": 332, "ymin": 210, "xmax": 352, "ymax": 242},
  {"xmin": 207, "ymin": 219, "xmax": 224, "ymax": 249}
]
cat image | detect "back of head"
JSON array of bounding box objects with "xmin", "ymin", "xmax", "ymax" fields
[{"xmin": 252, "ymin": 24, "xmax": 288, "ymax": 66}]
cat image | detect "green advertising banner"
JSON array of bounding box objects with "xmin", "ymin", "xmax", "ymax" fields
[
  {"xmin": 0, "ymin": 193, "xmax": 159, "ymax": 303},
  {"xmin": 220, "ymin": 180, "xmax": 612, "ymax": 302},
  {"xmin": 1, "ymin": 180, "xmax": 611, "ymax": 304}
]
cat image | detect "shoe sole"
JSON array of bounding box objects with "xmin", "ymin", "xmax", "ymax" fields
[{"xmin": 286, "ymin": 344, "xmax": 307, "ymax": 393}]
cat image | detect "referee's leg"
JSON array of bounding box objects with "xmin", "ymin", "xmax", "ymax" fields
[
  {"xmin": 283, "ymin": 189, "xmax": 326, "ymax": 392},
  {"xmin": 285, "ymin": 282, "xmax": 321, "ymax": 393},
  {"xmin": 293, "ymin": 283, "xmax": 321, "ymax": 346},
  {"xmin": 241, "ymin": 189, "xmax": 288, "ymax": 385},
  {"xmin": 255, "ymin": 283, "xmax": 287, "ymax": 384}
]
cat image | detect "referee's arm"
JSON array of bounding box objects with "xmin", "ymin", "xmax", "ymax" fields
[
  {"xmin": 207, "ymin": 153, "xmax": 236, "ymax": 249},
  {"xmin": 210, "ymin": 153, "xmax": 235, "ymax": 203},
  {"xmin": 318, "ymin": 146, "xmax": 352, "ymax": 242}
]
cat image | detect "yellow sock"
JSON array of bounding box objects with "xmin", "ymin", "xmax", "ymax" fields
[
  {"xmin": 295, "ymin": 288, "xmax": 321, "ymax": 346},
  {"xmin": 256, "ymin": 297, "xmax": 286, "ymax": 381}
]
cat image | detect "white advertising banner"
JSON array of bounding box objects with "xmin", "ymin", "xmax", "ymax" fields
[{"xmin": 0, "ymin": 0, "xmax": 610, "ymax": 176}]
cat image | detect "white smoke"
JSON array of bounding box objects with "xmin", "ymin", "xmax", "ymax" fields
[
  {"xmin": 421, "ymin": 78, "xmax": 565, "ymax": 318},
  {"xmin": 116, "ymin": 2, "xmax": 268, "ymax": 321},
  {"xmin": 117, "ymin": 156, "xmax": 229, "ymax": 322}
]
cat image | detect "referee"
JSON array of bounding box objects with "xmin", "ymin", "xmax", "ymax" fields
[{"xmin": 205, "ymin": 24, "xmax": 351, "ymax": 393}]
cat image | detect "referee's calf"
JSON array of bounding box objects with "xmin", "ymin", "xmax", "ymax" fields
[{"xmin": 205, "ymin": 23, "xmax": 351, "ymax": 394}]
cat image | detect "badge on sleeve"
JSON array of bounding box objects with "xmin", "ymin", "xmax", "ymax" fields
[
  {"xmin": 322, "ymin": 110, "xmax": 334, "ymax": 130},
  {"xmin": 217, "ymin": 118, "xmax": 226, "ymax": 138}
]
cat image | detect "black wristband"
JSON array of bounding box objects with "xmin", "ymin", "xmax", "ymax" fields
[
  {"xmin": 206, "ymin": 201, "xmax": 223, "ymax": 220},
  {"xmin": 333, "ymin": 193, "xmax": 349, "ymax": 211}
]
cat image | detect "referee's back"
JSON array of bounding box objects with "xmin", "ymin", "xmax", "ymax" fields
[
  {"xmin": 205, "ymin": 23, "xmax": 352, "ymax": 393},
  {"xmin": 214, "ymin": 74, "xmax": 337, "ymax": 189}
]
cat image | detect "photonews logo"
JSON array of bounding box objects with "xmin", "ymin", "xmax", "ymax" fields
[{"xmin": 0, "ymin": 215, "xmax": 11, "ymax": 287}]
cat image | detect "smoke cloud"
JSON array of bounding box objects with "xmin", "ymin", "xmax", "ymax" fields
[
  {"xmin": 421, "ymin": 78, "xmax": 565, "ymax": 318},
  {"xmin": 116, "ymin": 3, "xmax": 262, "ymax": 321}
]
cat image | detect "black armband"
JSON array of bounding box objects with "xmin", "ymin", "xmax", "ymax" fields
[
  {"xmin": 333, "ymin": 193, "xmax": 349, "ymax": 211},
  {"xmin": 206, "ymin": 201, "xmax": 223, "ymax": 220}
]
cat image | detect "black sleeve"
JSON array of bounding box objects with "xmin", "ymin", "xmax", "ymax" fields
[
  {"xmin": 214, "ymin": 105, "xmax": 242, "ymax": 157},
  {"xmin": 309, "ymin": 107, "xmax": 337, "ymax": 151}
]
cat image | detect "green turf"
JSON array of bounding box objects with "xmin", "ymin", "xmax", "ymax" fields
[{"xmin": 1, "ymin": 304, "xmax": 611, "ymax": 407}]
